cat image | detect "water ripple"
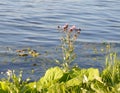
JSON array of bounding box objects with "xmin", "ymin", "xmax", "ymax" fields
[{"xmin": 0, "ymin": 0, "xmax": 120, "ymax": 79}]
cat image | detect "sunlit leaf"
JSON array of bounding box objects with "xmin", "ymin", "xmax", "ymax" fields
[
  {"xmin": 37, "ymin": 67, "xmax": 63, "ymax": 90},
  {"xmin": 0, "ymin": 81, "xmax": 9, "ymax": 92},
  {"xmin": 86, "ymin": 68, "xmax": 99, "ymax": 81}
]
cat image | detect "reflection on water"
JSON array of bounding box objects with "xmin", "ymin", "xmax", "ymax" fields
[{"xmin": 0, "ymin": 0, "xmax": 120, "ymax": 79}]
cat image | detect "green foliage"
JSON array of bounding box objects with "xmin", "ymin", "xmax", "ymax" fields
[
  {"xmin": 0, "ymin": 56, "xmax": 120, "ymax": 93},
  {"xmin": 101, "ymin": 53, "xmax": 120, "ymax": 91},
  {"xmin": 37, "ymin": 67, "xmax": 63, "ymax": 91},
  {"xmin": 0, "ymin": 81, "xmax": 9, "ymax": 93},
  {"xmin": 0, "ymin": 70, "xmax": 31, "ymax": 93}
]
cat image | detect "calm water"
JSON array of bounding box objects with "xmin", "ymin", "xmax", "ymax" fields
[{"xmin": 0, "ymin": 0, "xmax": 120, "ymax": 79}]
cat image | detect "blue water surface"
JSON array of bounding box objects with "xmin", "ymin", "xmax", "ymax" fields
[{"xmin": 0, "ymin": 0, "xmax": 120, "ymax": 79}]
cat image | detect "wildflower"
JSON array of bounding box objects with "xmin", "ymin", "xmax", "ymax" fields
[
  {"xmin": 69, "ymin": 25, "xmax": 76, "ymax": 32},
  {"xmin": 70, "ymin": 25, "xmax": 76, "ymax": 30},
  {"xmin": 63, "ymin": 23, "xmax": 69, "ymax": 30},
  {"xmin": 69, "ymin": 28, "xmax": 73, "ymax": 32},
  {"xmin": 76, "ymin": 28, "xmax": 81, "ymax": 34},
  {"xmin": 6, "ymin": 69, "xmax": 13, "ymax": 77},
  {"xmin": 57, "ymin": 23, "xmax": 81, "ymax": 72}
]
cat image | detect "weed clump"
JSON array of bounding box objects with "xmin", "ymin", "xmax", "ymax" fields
[{"xmin": 57, "ymin": 24, "xmax": 81, "ymax": 72}]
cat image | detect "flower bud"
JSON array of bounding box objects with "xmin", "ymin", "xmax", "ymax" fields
[{"xmin": 63, "ymin": 23, "xmax": 68, "ymax": 30}]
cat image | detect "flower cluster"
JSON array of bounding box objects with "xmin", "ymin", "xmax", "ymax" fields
[
  {"xmin": 58, "ymin": 24, "xmax": 81, "ymax": 40},
  {"xmin": 65, "ymin": 24, "xmax": 80, "ymax": 32},
  {"xmin": 58, "ymin": 24, "xmax": 81, "ymax": 47}
]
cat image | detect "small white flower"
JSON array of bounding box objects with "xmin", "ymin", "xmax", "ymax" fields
[{"xmin": 6, "ymin": 69, "xmax": 12, "ymax": 77}]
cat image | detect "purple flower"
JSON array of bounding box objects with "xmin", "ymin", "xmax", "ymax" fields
[
  {"xmin": 69, "ymin": 25, "xmax": 76, "ymax": 32},
  {"xmin": 63, "ymin": 23, "xmax": 69, "ymax": 30}
]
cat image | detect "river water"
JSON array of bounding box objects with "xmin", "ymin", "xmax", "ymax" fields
[{"xmin": 0, "ymin": 0, "xmax": 120, "ymax": 80}]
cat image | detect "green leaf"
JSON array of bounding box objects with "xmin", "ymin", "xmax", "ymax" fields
[
  {"xmin": 37, "ymin": 67, "xmax": 63, "ymax": 90},
  {"xmin": 66, "ymin": 77, "xmax": 82, "ymax": 87},
  {"xmin": 0, "ymin": 81, "xmax": 9, "ymax": 93},
  {"xmin": 43, "ymin": 66, "xmax": 63, "ymax": 81},
  {"xmin": 86, "ymin": 68, "xmax": 99, "ymax": 81},
  {"xmin": 48, "ymin": 83, "xmax": 66, "ymax": 93},
  {"xmin": 65, "ymin": 68, "xmax": 85, "ymax": 87},
  {"xmin": 65, "ymin": 68, "xmax": 100, "ymax": 87}
]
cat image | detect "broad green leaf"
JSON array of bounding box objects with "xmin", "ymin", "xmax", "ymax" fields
[
  {"xmin": 66, "ymin": 68, "xmax": 100, "ymax": 87},
  {"xmin": 43, "ymin": 66, "xmax": 63, "ymax": 81},
  {"xmin": 69, "ymin": 68, "xmax": 86, "ymax": 78},
  {"xmin": 86, "ymin": 68, "xmax": 99, "ymax": 81},
  {"xmin": 66, "ymin": 77, "xmax": 82, "ymax": 87},
  {"xmin": 48, "ymin": 83, "xmax": 66, "ymax": 93},
  {"xmin": 37, "ymin": 67, "xmax": 63, "ymax": 90},
  {"xmin": 65, "ymin": 68, "xmax": 86, "ymax": 87}
]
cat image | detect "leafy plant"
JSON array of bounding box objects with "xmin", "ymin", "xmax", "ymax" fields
[
  {"xmin": 0, "ymin": 70, "xmax": 31, "ymax": 93},
  {"xmin": 102, "ymin": 53, "xmax": 120, "ymax": 87}
]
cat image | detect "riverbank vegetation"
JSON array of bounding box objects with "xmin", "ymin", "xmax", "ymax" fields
[{"xmin": 0, "ymin": 24, "xmax": 120, "ymax": 93}]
